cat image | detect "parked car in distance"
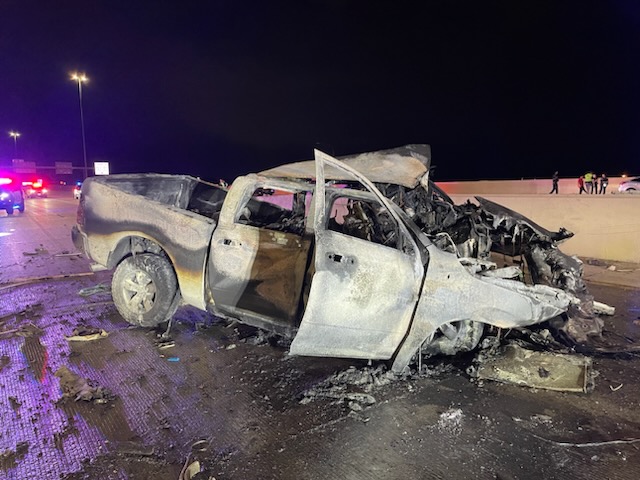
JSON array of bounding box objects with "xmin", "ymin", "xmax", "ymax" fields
[
  {"xmin": 0, "ymin": 176, "xmax": 25, "ymax": 215},
  {"xmin": 73, "ymin": 181, "xmax": 82, "ymax": 200},
  {"xmin": 23, "ymin": 179, "xmax": 48, "ymax": 198},
  {"xmin": 618, "ymin": 176, "xmax": 640, "ymax": 192}
]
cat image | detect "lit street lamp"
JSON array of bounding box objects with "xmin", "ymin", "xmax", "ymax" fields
[
  {"xmin": 8, "ymin": 131, "xmax": 20, "ymax": 158},
  {"xmin": 70, "ymin": 72, "xmax": 89, "ymax": 179}
]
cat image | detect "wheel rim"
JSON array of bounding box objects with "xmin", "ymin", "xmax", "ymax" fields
[{"xmin": 122, "ymin": 270, "xmax": 157, "ymax": 313}]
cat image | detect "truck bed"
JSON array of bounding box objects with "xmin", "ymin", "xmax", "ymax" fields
[{"xmin": 75, "ymin": 173, "xmax": 228, "ymax": 310}]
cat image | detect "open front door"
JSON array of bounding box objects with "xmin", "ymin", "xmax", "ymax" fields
[{"xmin": 289, "ymin": 150, "xmax": 425, "ymax": 360}]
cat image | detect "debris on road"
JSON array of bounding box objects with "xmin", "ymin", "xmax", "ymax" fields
[
  {"xmin": 435, "ymin": 408, "xmax": 464, "ymax": 435},
  {"xmin": 156, "ymin": 339, "xmax": 176, "ymax": 349},
  {"xmin": 54, "ymin": 252, "xmax": 83, "ymax": 258},
  {"xmin": 77, "ymin": 283, "xmax": 110, "ymax": 297},
  {"xmin": 0, "ymin": 442, "xmax": 29, "ymax": 470},
  {"xmin": 473, "ymin": 343, "xmax": 593, "ymax": 393},
  {"xmin": 299, "ymin": 365, "xmax": 393, "ymax": 406},
  {"xmin": 22, "ymin": 245, "xmax": 48, "ymax": 256},
  {"xmin": 0, "ymin": 354, "xmax": 10, "ymax": 372},
  {"xmin": 0, "ymin": 322, "xmax": 42, "ymax": 339},
  {"xmin": 65, "ymin": 326, "xmax": 109, "ymax": 341},
  {"xmin": 178, "ymin": 440, "xmax": 216, "ymax": 480},
  {"xmin": 54, "ymin": 366, "xmax": 113, "ymax": 403},
  {"xmin": 593, "ymin": 301, "xmax": 616, "ymax": 316}
]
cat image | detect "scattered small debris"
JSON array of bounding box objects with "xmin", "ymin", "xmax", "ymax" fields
[
  {"xmin": 78, "ymin": 283, "xmax": 110, "ymax": 297},
  {"xmin": 179, "ymin": 459, "xmax": 202, "ymax": 480},
  {"xmin": 607, "ymin": 265, "xmax": 617, "ymax": 271},
  {"xmin": 240, "ymin": 328, "xmax": 273, "ymax": 346},
  {"xmin": 167, "ymin": 357, "xmax": 180, "ymax": 362},
  {"xmin": 65, "ymin": 327, "xmax": 109, "ymax": 342},
  {"xmin": 417, "ymin": 361, "xmax": 456, "ymax": 378},
  {"xmin": 593, "ymin": 301, "xmax": 615, "ymax": 316},
  {"xmin": 8, "ymin": 396, "xmax": 21, "ymax": 410},
  {"xmin": 178, "ymin": 440, "xmax": 216, "ymax": 480},
  {"xmin": 610, "ymin": 383, "xmax": 623, "ymax": 392},
  {"xmin": 54, "ymin": 252, "xmax": 83, "ymax": 258},
  {"xmin": 0, "ymin": 441, "xmax": 29, "ymax": 469},
  {"xmin": 0, "ymin": 355, "xmax": 10, "ymax": 372},
  {"xmin": 22, "ymin": 245, "xmax": 48, "ymax": 256},
  {"xmin": 435, "ymin": 408, "xmax": 464, "ymax": 435},
  {"xmin": 54, "ymin": 366, "xmax": 113, "ymax": 403},
  {"xmin": 299, "ymin": 365, "xmax": 393, "ymax": 407},
  {"xmin": 226, "ymin": 344, "xmax": 237, "ymax": 350},
  {"xmin": 0, "ymin": 322, "xmax": 43, "ymax": 339},
  {"xmin": 156, "ymin": 339, "xmax": 176, "ymax": 349}
]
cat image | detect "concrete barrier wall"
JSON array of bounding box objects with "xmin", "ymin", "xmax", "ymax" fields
[
  {"xmin": 438, "ymin": 176, "xmax": 631, "ymax": 195},
  {"xmin": 439, "ymin": 192, "xmax": 640, "ymax": 263}
]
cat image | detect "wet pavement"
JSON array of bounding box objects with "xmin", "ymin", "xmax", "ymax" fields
[{"xmin": 1, "ymin": 190, "xmax": 640, "ymax": 480}]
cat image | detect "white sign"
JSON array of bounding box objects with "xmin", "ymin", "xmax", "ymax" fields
[{"xmin": 94, "ymin": 162, "xmax": 110, "ymax": 175}]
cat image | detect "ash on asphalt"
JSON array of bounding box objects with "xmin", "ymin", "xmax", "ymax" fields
[{"xmin": 1, "ymin": 274, "xmax": 639, "ymax": 480}]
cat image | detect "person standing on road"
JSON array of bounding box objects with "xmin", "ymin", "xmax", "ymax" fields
[
  {"xmin": 592, "ymin": 173, "xmax": 598, "ymax": 194},
  {"xmin": 578, "ymin": 175, "xmax": 586, "ymax": 194},
  {"xmin": 584, "ymin": 171, "xmax": 593, "ymax": 194},
  {"xmin": 549, "ymin": 171, "xmax": 559, "ymax": 194},
  {"xmin": 599, "ymin": 173, "xmax": 609, "ymax": 194}
]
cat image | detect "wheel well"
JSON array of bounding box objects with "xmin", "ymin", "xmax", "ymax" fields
[{"xmin": 107, "ymin": 236, "xmax": 170, "ymax": 269}]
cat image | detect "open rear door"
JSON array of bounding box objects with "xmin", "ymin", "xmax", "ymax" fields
[{"xmin": 289, "ymin": 150, "xmax": 425, "ymax": 360}]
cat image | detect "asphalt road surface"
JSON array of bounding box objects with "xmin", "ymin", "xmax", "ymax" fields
[{"xmin": 1, "ymin": 188, "xmax": 639, "ymax": 480}]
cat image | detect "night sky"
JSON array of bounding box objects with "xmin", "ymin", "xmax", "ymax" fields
[{"xmin": 2, "ymin": 1, "xmax": 639, "ymax": 182}]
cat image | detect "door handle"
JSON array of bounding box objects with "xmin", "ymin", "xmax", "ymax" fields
[
  {"xmin": 327, "ymin": 252, "xmax": 355, "ymax": 264},
  {"xmin": 222, "ymin": 238, "xmax": 241, "ymax": 247}
]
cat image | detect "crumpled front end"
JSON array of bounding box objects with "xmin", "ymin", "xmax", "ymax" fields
[
  {"xmin": 391, "ymin": 245, "xmax": 575, "ymax": 373},
  {"xmin": 378, "ymin": 176, "xmax": 606, "ymax": 350}
]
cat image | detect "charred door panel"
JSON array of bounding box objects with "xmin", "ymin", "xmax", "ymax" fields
[{"xmin": 208, "ymin": 177, "xmax": 313, "ymax": 329}]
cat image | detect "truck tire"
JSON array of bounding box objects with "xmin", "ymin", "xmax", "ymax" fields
[
  {"xmin": 111, "ymin": 253, "xmax": 181, "ymax": 327},
  {"xmin": 422, "ymin": 320, "xmax": 484, "ymax": 357},
  {"xmin": 6, "ymin": 206, "xmax": 14, "ymax": 215}
]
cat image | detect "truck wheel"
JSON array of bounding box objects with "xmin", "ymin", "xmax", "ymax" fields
[
  {"xmin": 422, "ymin": 320, "xmax": 484, "ymax": 357},
  {"xmin": 6, "ymin": 207, "xmax": 14, "ymax": 215},
  {"xmin": 18, "ymin": 201, "xmax": 25, "ymax": 212},
  {"xmin": 112, "ymin": 253, "xmax": 181, "ymax": 327}
]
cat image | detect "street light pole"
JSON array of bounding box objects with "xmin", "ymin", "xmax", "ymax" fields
[
  {"xmin": 70, "ymin": 72, "xmax": 89, "ymax": 179},
  {"xmin": 8, "ymin": 131, "xmax": 20, "ymax": 158}
]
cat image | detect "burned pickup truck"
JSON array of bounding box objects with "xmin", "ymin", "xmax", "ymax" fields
[{"xmin": 72, "ymin": 146, "xmax": 602, "ymax": 373}]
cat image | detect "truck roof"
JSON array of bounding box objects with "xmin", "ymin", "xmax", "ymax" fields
[{"xmin": 260, "ymin": 144, "xmax": 431, "ymax": 189}]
